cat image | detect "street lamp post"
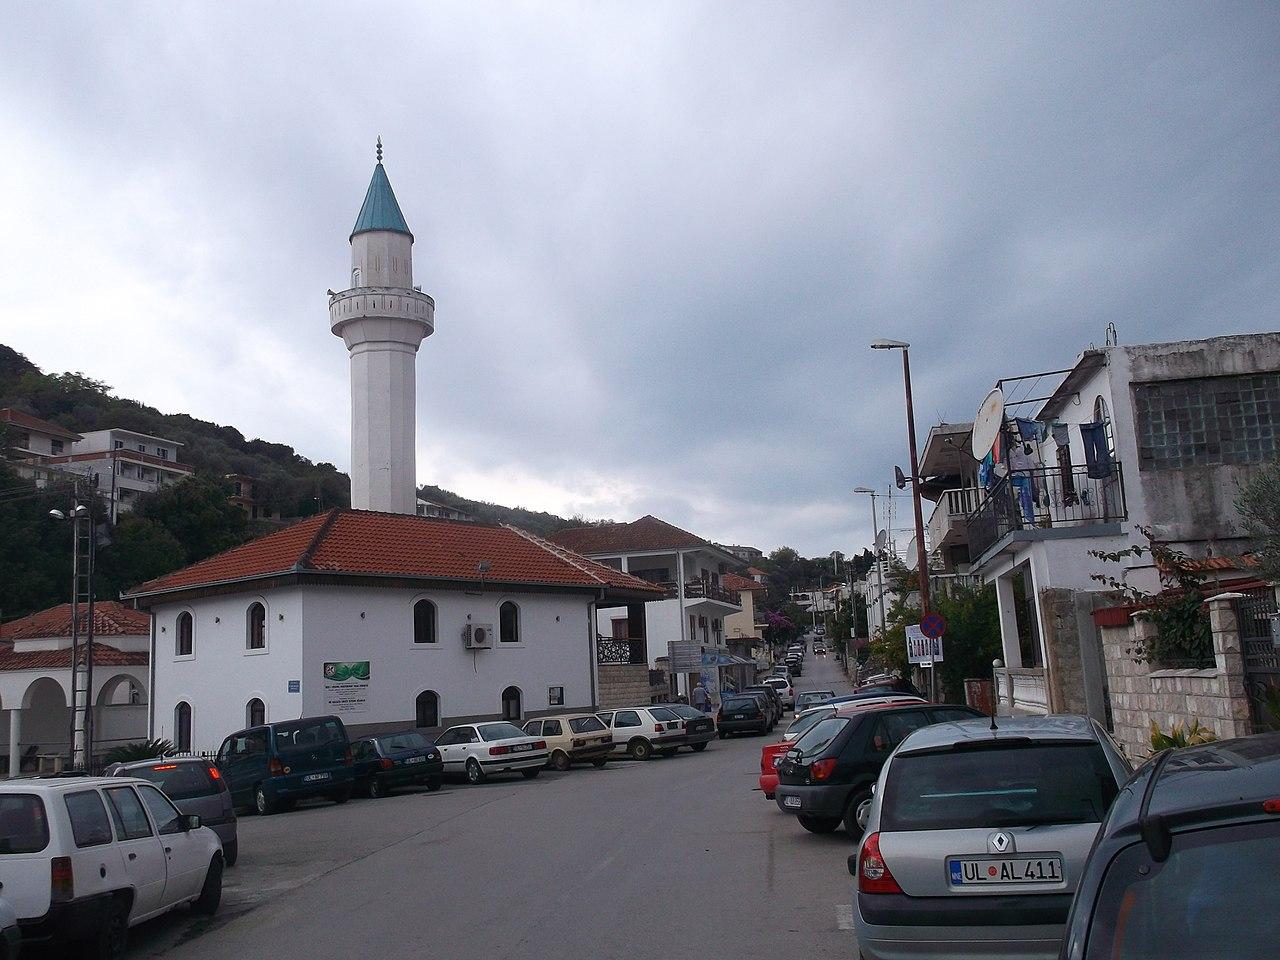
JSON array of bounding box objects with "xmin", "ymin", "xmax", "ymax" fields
[
  {"xmin": 853, "ymin": 487, "xmax": 888, "ymax": 636},
  {"xmin": 871, "ymin": 339, "xmax": 935, "ymax": 701},
  {"xmin": 49, "ymin": 493, "xmax": 96, "ymax": 770}
]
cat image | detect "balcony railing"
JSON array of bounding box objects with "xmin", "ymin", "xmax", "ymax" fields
[
  {"xmin": 926, "ymin": 485, "xmax": 982, "ymax": 553},
  {"xmin": 968, "ymin": 463, "xmax": 1127, "ymax": 561},
  {"xmin": 657, "ymin": 580, "xmax": 741, "ymax": 606},
  {"xmin": 596, "ymin": 636, "xmax": 647, "ymax": 665}
]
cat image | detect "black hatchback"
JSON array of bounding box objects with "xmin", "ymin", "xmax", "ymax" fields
[
  {"xmin": 351, "ymin": 731, "xmax": 445, "ymax": 798},
  {"xmin": 775, "ymin": 702, "xmax": 983, "ymax": 837},
  {"xmin": 1059, "ymin": 732, "xmax": 1280, "ymax": 960}
]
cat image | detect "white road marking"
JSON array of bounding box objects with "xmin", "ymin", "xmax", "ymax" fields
[{"xmin": 836, "ymin": 903, "xmax": 854, "ymax": 930}]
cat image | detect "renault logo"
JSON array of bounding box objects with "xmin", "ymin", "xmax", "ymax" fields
[{"xmin": 988, "ymin": 831, "xmax": 1014, "ymax": 854}]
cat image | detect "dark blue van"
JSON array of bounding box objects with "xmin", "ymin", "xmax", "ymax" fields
[{"xmin": 216, "ymin": 715, "xmax": 353, "ymax": 815}]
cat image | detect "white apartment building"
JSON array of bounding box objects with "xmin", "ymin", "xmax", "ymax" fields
[{"xmin": 46, "ymin": 428, "xmax": 193, "ymax": 521}]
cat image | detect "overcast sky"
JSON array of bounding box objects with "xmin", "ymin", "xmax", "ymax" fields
[{"xmin": 1, "ymin": 2, "xmax": 1277, "ymax": 556}]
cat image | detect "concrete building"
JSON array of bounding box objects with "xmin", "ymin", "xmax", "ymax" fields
[
  {"xmin": 722, "ymin": 572, "xmax": 768, "ymax": 681},
  {"xmin": 416, "ymin": 498, "xmax": 471, "ymax": 521},
  {"xmin": 956, "ymin": 333, "xmax": 1280, "ymax": 718},
  {"xmin": 329, "ymin": 139, "xmax": 435, "ymax": 515},
  {"xmin": 0, "ymin": 601, "xmax": 149, "ymax": 777},
  {"xmin": 41, "ymin": 427, "xmax": 193, "ymax": 521},
  {"xmin": 1, "ymin": 408, "xmax": 81, "ymax": 461},
  {"xmin": 226, "ymin": 474, "xmax": 282, "ymax": 521},
  {"xmin": 549, "ymin": 516, "xmax": 745, "ymax": 700},
  {"xmin": 719, "ymin": 544, "xmax": 764, "ymax": 563},
  {"xmin": 126, "ymin": 510, "xmax": 661, "ymax": 752}
]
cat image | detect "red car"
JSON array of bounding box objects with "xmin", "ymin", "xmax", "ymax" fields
[{"xmin": 757, "ymin": 697, "xmax": 928, "ymax": 798}]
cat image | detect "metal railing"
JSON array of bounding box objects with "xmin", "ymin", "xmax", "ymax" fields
[
  {"xmin": 657, "ymin": 579, "xmax": 741, "ymax": 606},
  {"xmin": 968, "ymin": 463, "xmax": 1127, "ymax": 560},
  {"xmin": 596, "ymin": 636, "xmax": 647, "ymax": 665}
]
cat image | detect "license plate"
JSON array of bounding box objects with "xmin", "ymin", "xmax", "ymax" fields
[
  {"xmin": 783, "ymin": 795, "xmax": 801, "ymax": 809},
  {"xmin": 406, "ymin": 756, "xmax": 426, "ymax": 764},
  {"xmin": 949, "ymin": 856, "xmax": 1064, "ymax": 886},
  {"xmin": 732, "ymin": 714, "xmax": 745, "ymax": 720},
  {"xmin": 302, "ymin": 772, "xmax": 331, "ymax": 782},
  {"xmin": 511, "ymin": 743, "xmax": 533, "ymax": 752}
]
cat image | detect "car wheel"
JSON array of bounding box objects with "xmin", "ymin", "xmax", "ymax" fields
[
  {"xmin": 797, "ymin": 813, "xmax": 842, "ymax": 834},
  {"xmin": 368, "ymin": 777, "xmax": 386, "ymax": 799},
  {"xmin": 89, "ymin": 897, "xmax": 129, "ymax": 959},
  {"xmin": 691, "ymin": 742, "xmax": 708, "ymax": 752},
  {"xmin": 551, "ymin": 750, "xmax": 571, "ymax": 772},
  {"xmin": 191, "ymin": 855, "xmax": 223, "ymax": 916},
  {"xmin": 521, "ymin": 767, "xmax": 541, "ymax": 780},
  {"xmin": 718, "ymin": 732, "xmax": 727, "ymax": 740},
  {"xmin": 254, "ymin": 784, "xmax": 275, "ymax": 816},
  {"xmin": 590, "ymin": 757, "xmax": 608, "ymax": 768},
  {"xmin": 628, "ymin": 738, "xmax": 653, "ymax": 761},
  {"xmin": 466, "ymin": 758, "xmax": 486, "ymax": 784},
  {"xmin": 330, "ymin": 788, "xmax": 351, "ymax": 805},
  {"xmin": 222, "ymin": 838, "xmax": 238, "ymax": 868},
  {"xmin": 659, "ymin": 748, "xmax": 678, "ymax": 758},
  {"xmin": 844, "ymin": 789, "xmax": 873, "ymax": 839},
  {"xmin": 425, "ymin": 776, "xmax": 443, "ymax": 791}
]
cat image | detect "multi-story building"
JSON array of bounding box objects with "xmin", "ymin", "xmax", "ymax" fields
[
  {"xmin": 47, "ymin": 428, "xmax": 193, "ymax": 521},
  {"xmin": 416, "ymin": 498, "xmax": 472, "ymax": 521},
  {"xmin": 719, "ymin": 544, "xmax": 764, "ymax": 562},
  {"xmin": 226, "ymin": 474, "xmax": 282, "ymax": 521},
  {"xmin": 0, "ymin": 408, "xmax": 82, "ymax": 461}
]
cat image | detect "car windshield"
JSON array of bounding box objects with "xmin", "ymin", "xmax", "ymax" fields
[
  {"xmin": 791, "ymin": 717, "xmax": 850, "ymax": 757},
  {"xmin": 649, "ymin": 707, "xmax": 679, "ymax": 721},
  {"xmin": 569, "ymin": 716, "xmax": 607, "ymax": 733},
  {"xmin": 722, "ymin": 697, "xmax": 757, "ymax": 711},
  {"xmin": 882, "ymin": 742, "xmax": 1119, "ymax": 831},
  {"xmin": 274, "ymin": 718, "xmax": 346, "ymax": 754},
  {"xmin": 785, "ymin": 708, "xmax": 835, "ymax": 739},
  {"xmin": 479, "ymin": 722, "xmax": 528, "ymax": 742},
  {"xmin": 1083, "ymin": 820, "xmax": 1280, "ymax": 960},
  {"xmin": 0, "ymin": 794, "xmax": 50, "ymax": 854},
  {"xmin": 796, "ymin": 692, "xmax": 833, "ymax": 708},
  {"xmin": 124, "ymin": 761, "xmax": 216, "ymax": 800},
  {"xmin": 380, "ymin": 733, "xmax": 430, "ymax": 752}
]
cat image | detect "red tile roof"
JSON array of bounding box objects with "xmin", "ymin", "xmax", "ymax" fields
[
  {"xmin": 125, "ymin": 510, "xmax": 666, "ymax": 599},
  {"xmin": 746, "ymin": 567, "xmax": 768, "ymax": 577},
  {"xmin": 0, "ymin": 601, "xmax": 150, "ymax": 641},
  {"xmin": 0, "ymin": 642, "xmax": 148, "ymax": 672},
  {"xmin": 0, "ymin": 408, "xmax": 82, "ymax": 442},
  {"xmin": 549, "ymin": 515, "xmax": 714, "ymax": 555},
  {"xmin": 722, "ymin": 572, "xmax": 766, "ymax": 593}
]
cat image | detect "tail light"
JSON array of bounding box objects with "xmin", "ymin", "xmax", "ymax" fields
[
  {"xmin": 572, "ymin": 738, "xmax": 585, "ymax": 748},
  {"xmin": 858, "ymin": 833, "xmax": 904, "ymax": 894},
  {"xmin": 343, "ymin": 746, "xmax": 353, "ymax": 766},
  {"xmin": 269, "ymin": 757, "xmax": 284, "ymax": 777},
  {"xmin": 534, "ymin": 741, "xmax": 546, "ymax": 750},
  {"xmin": 489, "ymin": 745, "xmax": 510, "ymax": 756},
  {"xmin": 654, "ymin": 723, "xmax": 665, "ymax": 732},
  {"xmin": 1265, "ymin": 798, "xmax": 1280, "ymax": 814},
  {"xmin": 207, "ymin": 763, "xmax": 229, "ymax": 791},
  {"xmin": 380, "ymin": 758, "xmax": 394, "ymax": 770},
  {"xmin": 811, "ymin": 758, "xmax": 837, "ymax": 781},
  {"xmin": 51, "ymin": 856, "xmax": 74, "ymax": 902}
]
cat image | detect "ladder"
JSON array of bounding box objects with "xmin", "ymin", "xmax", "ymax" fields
[{"xmin": 67, "ymin": 489, "xmax": 96, "ymax": 770}]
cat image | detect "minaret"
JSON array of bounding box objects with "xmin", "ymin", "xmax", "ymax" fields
[{"xmin": 329, "ymin": 139, "xmax": 435, "ymax": 514}]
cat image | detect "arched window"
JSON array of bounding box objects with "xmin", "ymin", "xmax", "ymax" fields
[
  {"xmin": 176, "ymin": 611, "xmax": 193, "ymax": 657},
  {"xmin": 501, "ymin": 686, "xmax": 522, "ymax": 721},
  {"xmin": 352, "ymin": 266, "xmax": 362, "ymax": 287},
  {"xmin": 246, "ymin": 602, "xmax": 266, "ymax": 650},
  {"xmin": 415, "ymin": 690, "xmax": 439, "ymax": 728},
  {"xmin": 246, "ymin": 698, "xmax": 265, "ymax": 727},
  {"xmin": 174, "ymin": 702, "xmax": 192, "ymax": 752},
  {"xmin": 413, "ymin": 599, "xmax": 437, "ymax": 644},
  {"xmin": 500, "ymin": 601, "xmax": 520, "ymax": 643}
]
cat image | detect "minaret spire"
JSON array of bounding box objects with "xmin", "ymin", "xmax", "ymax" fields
[{"xmin": 376, "ymin": 135, "xmax": 382, "ymax": 164}]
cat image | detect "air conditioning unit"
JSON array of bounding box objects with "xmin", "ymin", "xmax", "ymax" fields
[{"xmin": 464, "ymin": 623, "xmax": 494, "ymax": 649}]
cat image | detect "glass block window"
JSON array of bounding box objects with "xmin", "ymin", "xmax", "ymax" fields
[{"xmin": 1134, "ymin": 373, "xmax": 1280, "ymax": 471}]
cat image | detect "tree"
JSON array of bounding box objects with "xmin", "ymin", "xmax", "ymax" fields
[
  {"xmin": 97, "ymin": 516, "xmax": 187, "ymax": 598},
  {"xmin": 1237, "ymin": 461, "xmax": 1280, "ymax": 583},
  {"xmin": 130, "ymin": 474, "xmax": 249, "ymax": 564},
  {"xmin": 0, "ymin": 465, "xmax": 77, "ymax": 619}
]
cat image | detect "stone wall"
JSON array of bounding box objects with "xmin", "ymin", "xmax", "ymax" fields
[
  {"xmin": 597, "ymin": 664, "xmax": 653, "ymax": 709},
  {"xmin": 1039, "ymin": 588, "xmax": 1113, "ymax": 724},
  {"xmin": 1100, "ymin": 596, "xmax": 1253, "ymax": 761}
]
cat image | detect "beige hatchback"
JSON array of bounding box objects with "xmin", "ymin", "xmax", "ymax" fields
[{"xmin": 522, "ymin": 714, "xmax": 614, "ymax": 771}]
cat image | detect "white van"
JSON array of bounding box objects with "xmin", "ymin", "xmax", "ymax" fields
[{"xmin": 0, "ymin": 774, "xmax": 223, "ymax": 958}]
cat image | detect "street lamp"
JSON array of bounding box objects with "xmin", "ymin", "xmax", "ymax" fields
[
  {"xmin": 49, "ymin": 496, "xmax": 96, "ymax": 770},
  {"xmin": 853, "ymin": 487, "xmax": 888, "ymax": 637}
]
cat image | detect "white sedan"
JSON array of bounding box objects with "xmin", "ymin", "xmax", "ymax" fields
[{"xmin": 434, "ymin": 721, "xmax": 550, "ymax": 784}]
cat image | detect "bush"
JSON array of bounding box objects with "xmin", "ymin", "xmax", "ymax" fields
[
  {"xmin": 1149, "ymin": 720, "xmax": 1216, "ymax": 753},
  {"xmin": 102, "ymin": 738, "xmax": 174, "ymax": 765}
]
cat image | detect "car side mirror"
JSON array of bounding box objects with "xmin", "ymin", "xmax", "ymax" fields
[{"xmin": 183, "ymin": 815, "xmax": 202, "ymax": 831}]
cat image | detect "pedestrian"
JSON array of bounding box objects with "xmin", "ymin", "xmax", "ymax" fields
[{"xmin": 692, "ymin": 682, "xmax": 710, "ymax": 713}]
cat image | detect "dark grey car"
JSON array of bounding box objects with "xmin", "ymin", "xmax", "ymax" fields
[{"xmin": 109, "ymin": 756, "xmax": 239, "ymax": 866}]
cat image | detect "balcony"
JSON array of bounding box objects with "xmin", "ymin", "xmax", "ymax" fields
[
  {"xmin": 968, "ymin": 463, "xmax": 1127, "ymax": 563},
  {"xmin": 925, "ymin": 486, "xmax": 981, "ymax": 557},
  {"xmin": 657, "ymin": 579, "xmax": 741, "ymax": 607},
  {"xmin": 596, "ymin": 636, "xmax": 647, "ymax": 665},
  {"xmin": 993, "ymin": 666, "xmax": 1049, "ymax": 715}
]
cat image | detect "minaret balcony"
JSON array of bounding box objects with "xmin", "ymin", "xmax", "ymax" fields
[{"xmin": 329, "ymin": 286, "xmax": 435, "ymax": 338}]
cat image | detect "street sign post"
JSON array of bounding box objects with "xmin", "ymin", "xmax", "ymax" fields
[{"xmin": 906, "ymin": 624, "xmax": 944, "ymax": 665}]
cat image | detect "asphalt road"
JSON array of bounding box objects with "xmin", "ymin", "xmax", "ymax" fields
[{"xmin": 117, "ymin": 644, "xmax": 859, "ymax": 960}]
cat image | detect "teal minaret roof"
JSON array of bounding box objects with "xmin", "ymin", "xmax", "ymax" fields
[{"xmin": 350, "ymin": 138, "xmax": 413, "ymax": 242}]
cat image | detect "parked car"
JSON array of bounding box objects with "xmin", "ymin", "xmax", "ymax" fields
[
  {"xmin": 855, "ymin": 674, "xmax": 921, "ymax": 697},
  {"xmin": 596, "ymin": 707, "xmax": 684, "ymax": 761},
  {"xmin": 851, "ymin": 715, "xmax": 1131, "ymax": 960},
  {"xmin": 795, "ymin": 690, "xmax": 834, "ymax": 713},
  {"xmin": 742, "ymin": 685, "xmax": 784, "ymax": 725},
  {"xmin": 824, "ymin": 690, "xmax": 927, "ymax": 708},
  {"xmin": 108, "ymin": 756, "xmax": 239, "ymax": 866},
  {"xmin": 658, "ymin": 704, "xmax": 717, "ymax": 752},
  {"xmin": 0, "ymin": 896, "xmax": 19, "ymax": 960},
  {"xmin": 1, "ymin": 774, "xmax": 223, "ymax": 958},
  {"xmin": 717, "ymin": 694, "xmax": 771, "ymax": 737},
  {"xmin": 435, "ymin": 722, "xmax": 549, "ymax": 783},
  {"xmin": 216, "ymin": 715, "xmax": 354, "ymax": 815},
  {"xmin": 522, "ymin": 714, "xmax": 613, "ymax": 769},
  {"xmin": 351, "ymin": 731, "xmax": 444, "ymax": 797},
  {"xmin": 785, "ymin": 655, "xmax": 804, "ymax": 677},
  {"xmin": 776, "ymin": 702, "xmax": 985, "ymax": 837},
  {"xmin": 1060, "ymin": 732, "xmax": 1280, "ymax": 960},
  {"xmin": 813, "ymin": 643, "xmax": 827, "ymax": 656},
  {"xmin": 763, "ymin": 676, "xmax": 796, "ymax": 710}
]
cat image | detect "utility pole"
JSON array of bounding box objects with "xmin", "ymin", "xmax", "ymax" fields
[{"xmin": 52, "ymin": 484, "xmax": 96, "ymax": 770}]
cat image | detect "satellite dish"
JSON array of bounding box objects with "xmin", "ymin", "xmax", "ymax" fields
[
  {"xmin": 971, "ymin": 387, "xmax": 1006, "ymax": 460},
  {"xmin": 874, "ymin": 529, "xmax": 887, "ymax": 552},
  {"xmin": 894, "ymin": 465, "xmax": 909, "ymax": 489}
]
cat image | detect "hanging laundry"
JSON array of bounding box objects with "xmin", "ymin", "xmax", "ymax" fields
[
  {"xmin": 1050, "ymin": 422, "xmax": 1070, "ymax": 448},
  {"xmin": 1008, "ymin": 439, "xmax": 1037, "ymax": 473},
  {"xmin": 979, "ymin": 451, "xmax": 995, "ymax": 490},
  {"xmin": 1080, "ymin": 421, "xmax": 1114, "ymax": 479},
  {"xmin": 1016, "ymin": 418, "xmax": 1046, "ymax": 443},
  {"xmin": 1057, "ymin": 444, "xmax": 1079, "ymax": 506},
  {"xmin": 1010, "ymin": 474, "xmax": 1036, "ymax": 524}
]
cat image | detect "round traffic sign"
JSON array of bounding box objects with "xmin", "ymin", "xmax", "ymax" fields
[{"xmin": 920, "ymin": 611, "xmax": 947, "ymax": 639}]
